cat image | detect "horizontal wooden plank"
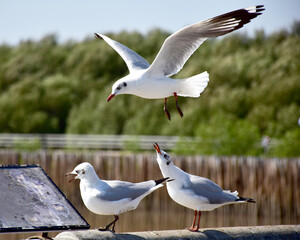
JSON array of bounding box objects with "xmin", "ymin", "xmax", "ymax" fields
[{"xmin": 0, "ymin": 134, "xmax": 188, "ymax": 150}]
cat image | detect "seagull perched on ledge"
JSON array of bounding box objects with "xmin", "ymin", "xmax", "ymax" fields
[
  {"xmin": 95, "ymin": 5, "xmax": 265, "ymax": 120},
  {"xmin": 66, "ymin": 162, "xmax": 171, "ymax": 232},
  {"xmin": 153, "ymin": 143, "xmax": 256, "ymax": 231}
]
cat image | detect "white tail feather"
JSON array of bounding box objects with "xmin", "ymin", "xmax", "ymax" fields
[{"xmin": 177, "ymin": 71, "xmax": 209, "ymax": 97}]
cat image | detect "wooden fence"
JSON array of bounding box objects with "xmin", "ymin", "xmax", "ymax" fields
[
  {"xmin": 0, "ymin": 150, "xmax": 299, "ymax": 233},
  {"xmin": 0, "ymin": 134, "xmax": 183, "ymax": 150}
]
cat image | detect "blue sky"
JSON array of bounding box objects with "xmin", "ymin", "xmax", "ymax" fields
[{"xmin": 0, "ymin": 0, "xmax": 299, "ymax": 45}]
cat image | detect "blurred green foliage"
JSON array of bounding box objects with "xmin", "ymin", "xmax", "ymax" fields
[
  {"xmin": 13, "ymin": 138, "xmax": 41, "ymax": 151},
  {"xmin": 0, "ymin": 23, "xmax": 299, "ymax": 156}
]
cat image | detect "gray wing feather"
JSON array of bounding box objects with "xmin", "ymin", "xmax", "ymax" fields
[
  {"xmin": 95, "ymin": 33, "xmax": 150, "ymax": 72},
  {"xmin": 97, "ymin": 180, "xmax": 155, "ymax": 201},
  {"xmin": 185, "ymin": 175, "xmax": 238, "ymax": 204},
  {"xmin": 147, "ymin": 5, "xmax": 264, "ymax": 77}
]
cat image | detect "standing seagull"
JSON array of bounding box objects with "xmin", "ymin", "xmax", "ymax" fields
[
  {"xmin": 153, "ymin": 143, "xmax": 255, "ymax": 231},
  {"xmin": 66, "ymin": 162, "xmax": 171, "ymax": 232},
  {"xmin": 95, "ymin": 5, "xmax": 264, "ymax": 120}
]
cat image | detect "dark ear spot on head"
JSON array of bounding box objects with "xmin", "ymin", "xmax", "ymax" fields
[
  {"xmin": 82, "ymin": 169, "xmax": 85, "ymax": 174},
  {"xmin": 166, "ymin": 162, "xmax": 170, "ymax": 165},
  {"xmin": 123, "ymin": 82, "xmax": 127, "ymax": 87}
]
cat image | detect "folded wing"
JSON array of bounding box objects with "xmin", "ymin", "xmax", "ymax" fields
[
  {"xmin": 98, "ymin": 180, "xmax": 158, "ymax": 201},
  {"xmin": 188, "ymin": 175, "xmax": 238, "ymax": 204}
]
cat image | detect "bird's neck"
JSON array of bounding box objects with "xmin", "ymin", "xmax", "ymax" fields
[
  {"xmin": 79, "ymin": 172, "xmax": 103, "ymax": 191},
  {"xmin": 158, "ymin": 162, "xmax": 184, "ymax": 179}
]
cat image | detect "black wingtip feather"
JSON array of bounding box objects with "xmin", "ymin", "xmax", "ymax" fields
[
  {"xmin": 155, "ymin": 177, "xmax": 174, "ymax": 185},
  {"xmin": 236, "ymin": 196, "xmax": 256, "ymax": 203},
  {"xmin": 94, "ymin": 33, "xmax": 103, "ymax": 40},
  {"xmin": 256, "ymin": 5, "xmax": 265, "ymax": 10},
  {"xmin": 206, "ymin": 5, "xmax": 265, "ymax": 37}
]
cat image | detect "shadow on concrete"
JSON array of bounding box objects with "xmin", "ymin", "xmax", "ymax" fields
[
  {"xmin": 117, "ymin": 229, "xmax": 232, "ymax": 240},
  {"xmin": 115, "ymin": 233, "xmax": 146, "ymax": 240},
  {"xmin": 202, "ymin": 229, "xmax": 233, "ymax": 239}
]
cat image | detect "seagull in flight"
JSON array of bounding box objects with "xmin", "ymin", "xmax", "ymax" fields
[
  {"xmin": 153, "ymin": 143, "xmax": 256, "ymax": 231},
  {"xmin": 66, "ymin": 162, "xmax": 171, "ymax": 232},
  {"xmin": 95, "ymin": 5, "xmax": 264, "ymax": 120}
]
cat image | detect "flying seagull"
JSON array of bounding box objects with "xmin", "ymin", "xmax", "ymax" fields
[
  {"xmin": 66, "ymin": 162, "xmax": 171, "ymax": 232},
  {"xmin": 154, "ymin": 143, "xmax": 255, "ymax": 231},
  {"xmin": 95, "ymin": 5, "xmax": 264, "ymax": 120}
]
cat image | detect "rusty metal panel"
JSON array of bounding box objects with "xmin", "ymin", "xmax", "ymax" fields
[{"xmin": 0, "ymin": 164, "xmax": 89, "ymax": 233}]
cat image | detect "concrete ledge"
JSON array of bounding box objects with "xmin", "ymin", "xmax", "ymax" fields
[{"xmin": 55, "ymin": 225, "xmax": 300, "ymax": 240}]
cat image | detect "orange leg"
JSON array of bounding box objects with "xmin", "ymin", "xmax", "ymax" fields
[
  {"xmin": 164, "ymin": 98, "xmax": 171, "ymax": 120},
  {"xmin": 195, "ymin": 211, "xmax": 201, "ymax": 231},
  {"xmin": 187, "ymin": 211, "xmax": 201, "ymax": 232},
  {"xmin": 187, "ymin": 210, "xmax": 197, "ymax": 231},
  {"xmin": 174, "ymin": 92, "xmax": 184, "ymax": 118},
  {"xmin": 111, "ymin": 215, "xmax": 119, "ymax": 232},
  {"xmin": 98, "ymin": 215, "xmax": 119, "ymax": 232}
]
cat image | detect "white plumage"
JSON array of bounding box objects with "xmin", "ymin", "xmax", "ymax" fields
[
  {"xmin": 95, "ymin": 5, "xmax": 264, "ymax": 120},
  {"xmin": 154, "ymin": 143, "xmax": 255, "ymax": 231},
  {"xmin": 66, "ymin": 162, "xmax": 170, "ymax": 232}
]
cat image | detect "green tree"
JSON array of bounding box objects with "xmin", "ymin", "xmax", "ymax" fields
[{"xmin": 0, "ymin": 26, "xmax": 299, "ymax": 156}]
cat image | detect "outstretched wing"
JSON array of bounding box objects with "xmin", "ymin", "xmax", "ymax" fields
[
  {"xmin": 95, "ymin": 33, "xmax": 150, "ymax": 72},
  {"xmin": 147, "ymin": 5, "xmax": 265, "ymax": 77}
]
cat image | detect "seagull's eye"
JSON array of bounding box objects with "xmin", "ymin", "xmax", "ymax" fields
[
  {"xmin": 163, "ymin": 154, "xmax": 168, "ymax": 159},
  {"xmin": 116, "ymin": 85, "xmax": 121, "ymax": 90},
  {"xmin": 123, "ymin": 82, "xmax": 127, "ymax": 87},
  {"xmin": 75, "ymin": 170, "xmax": 79, "ymax": 174}
]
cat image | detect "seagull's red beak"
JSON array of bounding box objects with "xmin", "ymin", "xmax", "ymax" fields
[
  {"xmin": 107, "ymin": 94, "xmax": 115, "ymax": 102},
  {"xmin": 65, "ymin": 172, "xmax": 77, "ymax": 183},
  {"xmin": 153, "ymin": 143, "xmax": 161, "ymax": 154}
]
